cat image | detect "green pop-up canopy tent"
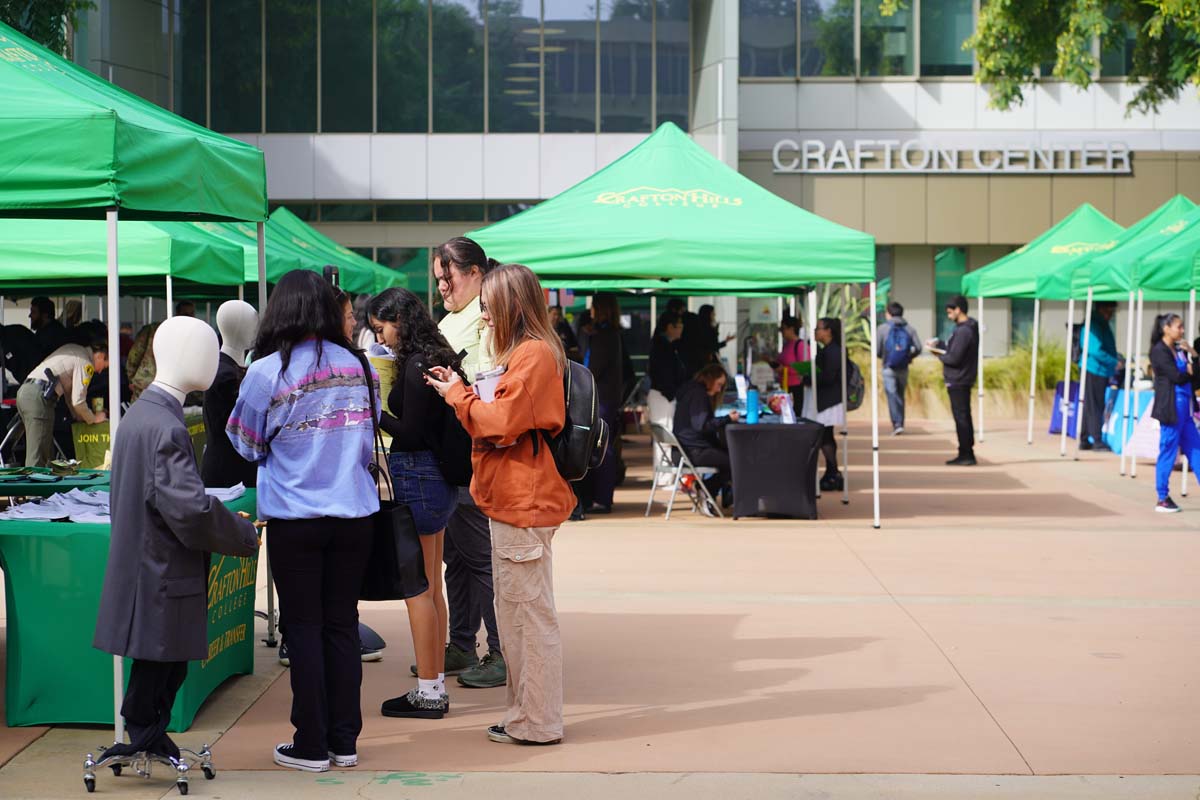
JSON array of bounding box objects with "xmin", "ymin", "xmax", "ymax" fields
[
  {"xmin": 959, "ymin": 203, "xmax": 1124, "ymax": 445},
  {"xmin": 472, "ymin": 123, "xmax": 882, "ymax": 526},
  {"xmin": 470, "ymin": 122, "xmax": 875, "ymax": 288},
  {"xmin": 0, "ymin": 218, "xmax": 244, "ymax": 297},
  {"xmin": 1025, "ymin": 196, "xmax": 1196, "ymax": 455},
  {"xmin": 269, "ymin": 207, "xmax": 404, "ymax": 294},
  {"xmin": 0, "ymin": 20, "xmax": 269, "ymax": 737}
]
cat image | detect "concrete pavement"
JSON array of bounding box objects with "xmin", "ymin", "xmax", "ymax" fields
[{"xmin": 1, "ymin": 418, "xmax": 1197, "ymax": 798}]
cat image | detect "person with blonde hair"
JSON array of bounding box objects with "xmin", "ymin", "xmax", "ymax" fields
[{"xmin": 425, "ymin": 263, "xmax": 574, "ymax": 746}]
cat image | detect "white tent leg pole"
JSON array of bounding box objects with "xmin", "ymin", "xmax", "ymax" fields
[
  {"xmin": 238, "ymin": 284, "xmax": 244, "ymax": 302},
  {"xmin": 1074, "ymin": 288, "xmax": 1094, "ymax": 460},
  {"xmin": 1130, "ymin": 290, "xmax": 1144, "ymax": 478},
  {"xmin": 808, "ymin": 290, "xmax": 820, "ymax": 498},
  {"xmin": 1027, "ymin": 298, "xmax": 1040, "ymax": 444},
  {"xmin": 977, "ymin": 296, "xmax": 984, "ymax": 444},
  {"xmin": 840, "ymin": 285, "xmax": 849, "ymax": 505},
  {"xmin": 869, "ymin": 281, "xmax": 881, "ymax": 529},
  {"xmin": 256, "ymin": 222, "xmax": 268, "ymax": 311},
  {"xmin": 206, "ymin": 301, "xmax": 212, "ymax": 326},
  {"xmin": 789, "ymin": 295, "xmax": 796, "ymax": 317},
  {"xmin": 1184, "ymin": 289, "xmax": 1196, "ymax": 496},
  {"xmin": 1119, "ymin": 292, "xmax": 1135, "ymax": 476},
  {"xmin": 165, "ymin": 276, "xmax": 174, "ymax": 319},
  {"xmin": 107, "ymin": 206, "xmax": 124, "ymax": 746},
  {"xmin": 1059, "ymin": 298, "xmax": 1075, "ymax": 457}
]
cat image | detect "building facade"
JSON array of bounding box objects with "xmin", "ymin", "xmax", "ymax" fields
[{"xmin": 76, "ymin": 0, "xmax": 1200, "ymax": 354}]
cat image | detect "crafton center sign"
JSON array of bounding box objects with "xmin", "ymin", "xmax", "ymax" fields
[{"xmin": 772, "ymin": 138, "xmax": 1132, "ymax": 175}]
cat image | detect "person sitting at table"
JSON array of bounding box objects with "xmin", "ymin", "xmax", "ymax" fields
[
  {"xmin": 16, "ymin": 340, "xmax": 108, "ymax": 467},
  {"xmin": 673, "ymin": 363, "xmax": 740, "ymax": 512},
  {"xmin": 809, "ymin": 317, "xmax": 845, "ymax": 493}
]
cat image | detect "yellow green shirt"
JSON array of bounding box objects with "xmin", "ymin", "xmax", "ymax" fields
[{"xmin": 438, "ymin": 295, "xmax": 491, "ymax": 382}]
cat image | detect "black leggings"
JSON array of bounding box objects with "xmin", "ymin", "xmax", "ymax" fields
[{"xmin": 821, "ymin": 426, "xmax": 838, "ymax": 474}]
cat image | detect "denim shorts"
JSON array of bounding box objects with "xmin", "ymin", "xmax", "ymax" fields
[{"xmin": 388, "ymin": 450, "xmax": 458, "ymax": 535}]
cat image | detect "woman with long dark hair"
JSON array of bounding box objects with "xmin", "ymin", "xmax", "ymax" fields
[
  {"xmin": 1148, "ymin": 312, "xmax": 1200, "ymax": 513},
  {"xmin": 811, "ymin": 317, "xmax": 845, "ymax": 491},
  {"xmin": 368, "ymin": 287, "xmax": 463, "ymax": 718},
  {"xmin": 227, "ymin": 270, "xmax": 378, "ymax": 773},
  {"xmin": 425, "ymin": 263, "xmax": 575, "ymax": 746}
]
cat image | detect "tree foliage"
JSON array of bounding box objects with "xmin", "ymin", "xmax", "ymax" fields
[
  {"xmin": 0, "ymin": 0, "xmax": 94, "ymax": 56},
  {"xmin": 960, "ymin": 0, "xmax": 1200, "ymax": 115}
]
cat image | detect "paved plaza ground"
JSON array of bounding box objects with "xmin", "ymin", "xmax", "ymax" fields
[{"xmin": 1, "ymin": 417, "xmax": 1198, "ymax": 799}]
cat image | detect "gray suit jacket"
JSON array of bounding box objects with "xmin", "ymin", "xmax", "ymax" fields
[{"xmin": 94, "ymin": 386, "xmax": 258, "ymax": 662}]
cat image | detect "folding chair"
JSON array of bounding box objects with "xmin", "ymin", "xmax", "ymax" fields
[
  {"xmin": 0, "ymin": 413, "xmax": 68, "ymax": 467},
  {"xmin": 645, "ymin": 423, "xmax": 724, "ymax": 519}
]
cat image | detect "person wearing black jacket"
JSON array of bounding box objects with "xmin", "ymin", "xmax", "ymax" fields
[
  {"xmin": 578, "ymin": 293, "xmax": 623, "ymax": 514},
  {"xmin": 648, "ymin": 311, "xmax": 687, "ymax": 411},
  {"xmin": 809, "ymin": 317, "xmax": 845, "ymax": 491},
  {"xmin": 369, "ymin": 287, "xmax": 464, "ymax": 719},
  {"xmin": 673, "ymin": 364, "xmax": 739, "ymax": 510},
  {"xmin": 1149, "ymin": 313, "xmax": 1200, "ymax": 513},
  {"xmin": 679, "ymin": 304, "xmax": 734, "ymax": 376},
  {"xmin": 928, "ymin": 295, "xmax": 979, "ymax": 466}
]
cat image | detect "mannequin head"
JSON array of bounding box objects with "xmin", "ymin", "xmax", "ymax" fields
[
  {"xmin": 216, "ymin": 300, "xmax": 258, "ymax": 360},
  {"xmin": 152, "ymin": 317, "xmax": 220, "ymax": 397}
]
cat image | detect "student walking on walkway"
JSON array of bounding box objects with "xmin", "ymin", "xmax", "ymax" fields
[
  {"xmin": 426, "ymin": 263, "xmax": 575, "ymax": 745},
  {"xmin": 1149, "ymin": 313, "xmax": 1200, "ymax": 513}
]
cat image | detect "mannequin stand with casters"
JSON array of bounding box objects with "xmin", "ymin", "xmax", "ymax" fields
[{"xmin": 83, "ymin": 744, "xmax": 215, "ymax": 795}]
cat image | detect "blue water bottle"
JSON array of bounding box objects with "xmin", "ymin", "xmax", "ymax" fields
[{"xmin": 746, "ymin": 388, "xmax": 760, "ymax": 424}]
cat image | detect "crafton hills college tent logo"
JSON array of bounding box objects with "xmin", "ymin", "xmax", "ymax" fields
[{"xmin": 595, "ymin": 187, "xmax": 744, "ymax": 209}]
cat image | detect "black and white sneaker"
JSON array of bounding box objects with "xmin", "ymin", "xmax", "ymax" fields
[
  {"xmin": 381, "ymin": 689, "xmax": 447, "ymax": 719},
  {"xmin": 361, "ymin": 647, "xmax": 383, "ymax": 662},
  {"xmin": 273, "ymin": 744, "xmax": 330, "ymax": 772},
  {"xmin": 1156, "ymin": 497, "xmax": 1182, "ymax": 513},
  {"xmin": 328, "ymin": 751, "xmax": 358, "ymax": 767},
  {"xmin": 278, "ymin": 642, "xmax": 290, "ymax": 667}
]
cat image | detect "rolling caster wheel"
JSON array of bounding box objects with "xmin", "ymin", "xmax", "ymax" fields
[
  {"xmin": 178, "ymin": 779, "xmax": 189, "ymax": 795},
  {"xmin": 203, "ymin": 766, "xmax": 215, "ymax": 780},
  {"xmin": 111, "ymin": 764, "xmax": 123, "ymax": 776},
  {"xmin": 84, "ymin": 777, "xmax": 96, "ymax": 793}
]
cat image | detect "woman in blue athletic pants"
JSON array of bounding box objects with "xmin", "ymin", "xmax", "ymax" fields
[{"xmin": 1149, "ymin": 313, "xmax": 1200, "ymax": 513}]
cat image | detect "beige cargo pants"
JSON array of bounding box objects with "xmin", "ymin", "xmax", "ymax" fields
[{"xmin": 489, "ymin": 519, "xmax": 563, "ymax": 743}]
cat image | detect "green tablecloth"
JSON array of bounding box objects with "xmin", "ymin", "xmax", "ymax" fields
[
  {"xmin": 0, "ymin": 491, "xmax": 257, "ymax": 729},
  {"xmin": 0, "ymin": 469, "xmax": 109, "ymax": 497},
  {"xmin": 72, "ymin": 413, "xmax": 206, "ymax": 470}
]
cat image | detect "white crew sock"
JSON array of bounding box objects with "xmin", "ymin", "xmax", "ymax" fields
[
  {"xmin": 417, "ymin": 678, "xmax": 441, "ymax": 701},
  {"xmin": 435, "ymin": 673, "xmax": 446, "ymax": 695}
]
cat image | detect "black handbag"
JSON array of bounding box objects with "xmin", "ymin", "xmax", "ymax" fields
[{"xmin": 356, "ymin": 351, "xmax": 429, "ymax": 602}]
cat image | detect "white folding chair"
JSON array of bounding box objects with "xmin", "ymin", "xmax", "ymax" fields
[{"xmin": 645, "ymin": 423, "xmax": 724, "ymax": 519}]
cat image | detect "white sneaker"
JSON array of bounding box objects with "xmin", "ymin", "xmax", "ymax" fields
[
  {"xmin": 274, "ymin": 744, "xmax": 330, "ymax": 772},
  {"xmin": 328, "ymin": 751, "xmax": 358, "ymax": 767},
  {"xmin": 892, "ymin": 426, "xmax": 905, "ymax": 436}
]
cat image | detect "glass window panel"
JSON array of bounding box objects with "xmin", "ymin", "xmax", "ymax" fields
[
  {"xmin": 378, "ymin": 0, "xmax": 429, "ymax": 132},
  {"xmin": 935, "ymin": 246, "xmax": 967, "ymax": 342},
  {"xmin": 489, "ymin": 0, "xmax": 542, "ymax": 133},
  {"xmin": 739, "ymin": 0, "xmax": 796, "ymax": 77},
  {"xmin": 432, "ymin": 0, "xmax": 485, "ymax": 132},
  {"xmin": 800, "ymin": 0, "xmax": 853, "ymax": 77},
  {"xmin": 322, "ymin": 0, "xmax": 373, "ymax": 131},
  {"xmin": 175, "ymin": 0, "xmax": 207, "ymax": 125},
  {"xmin": 430, "ymin": 203, "xmax": 486, "ymax": 221},
  {"xmin": 544, "ymin": 0, "xmax": 597, "ymax": 133},
  {"xmin": 265, "ymin": 0, "xmax": 316, "ymax": 131},
  {"xmin": 279, "ymin": 202, "xmax": 318, "ymax": 221},
  {"xmin": 920, "ymin": 0, "xmax": 973, "ymax": 76},
  {"xmin": 377, "ymin": 203, "xmax": 431, "ymax": 221},
  {"xmin": 861, "ymin": 0, "xmax": 914, "ymax": 76},
  {"xmin": 349, "ymin": 247, "xmax": 376, "ymax": 260},
  {"xmin": 1101, "ymin": 12, "xmax": 1135, "ymax": 77},
  {"xmin": 210, "ymin": 0, "xmax": 261, "ymax": 132},
  {"xmin": 488, "ymin": 201, "xmax": 536, "ymax": 221},
  {"xmin": 600, "ymin": 0, "xmax": 652, "ymax": 132},
  {"xmin": 656, "ymin": 0, "xmax": 689, "ymax": 129},
  {"xmin": 319, "ymin": 204, "xmax": 374, "ymax": 221},
  {"xmin": 1011, "ymin": 298, "xmax": 1035, "ymax": 346}
]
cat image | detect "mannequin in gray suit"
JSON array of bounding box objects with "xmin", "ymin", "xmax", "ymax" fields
[{"xmin": 94, "ymin": 317, "xmax": 259, "ymax": 758}]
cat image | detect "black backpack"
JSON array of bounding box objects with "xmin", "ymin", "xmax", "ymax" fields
[{"xmin": 532, "ymin": 360, "xmax": 609, "ymax": 482}]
